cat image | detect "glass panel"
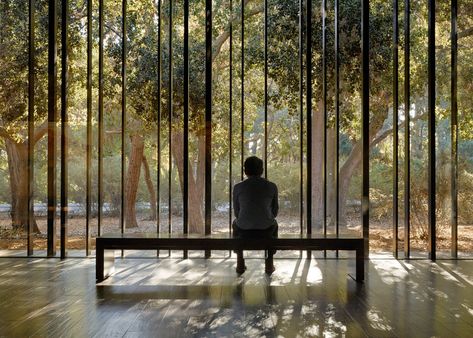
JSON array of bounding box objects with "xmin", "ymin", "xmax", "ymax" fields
[
  {"xmin": 101, "ymin": 0, "xmax": 122, "ymax": 236},
  {"xmin": 184, "ymin": 0, "xmax": 206, "ymax": 257},
  {"xmin": 33, "ymin": 0, "xmax": 50, "ymax": 255},
  {"xmin": 171, "ymin": 0, "xmax": 183, "ymax": 237},
  {"xmin": 310, "ymin": 0, "xmax": 324, "ymax": 239},
  {"xmin": 435, "ymin": 1, "xmax": 452, "ymax": 258},
  {"xmin": 123, "ymin": 0, "xmax": 160, "ymax": 258},
  {"xmin": 408, "ymin": 0, "xmax": 428, "ymax": 258},
  {"xmin": 337, "ymin": 0, "xmax": 362, "ymax": 241},
  {"xmin": 0, "ymin": 1, "xmax": 29, "ymax": 255},
  {"xmin": 266, "ymin": 0, "xmax": 301, "ymax": 239},
  {"xmin": 65, "ymin": 0, "xmax": 88, "ymax": 255},
  {"xmin": 368, "ymin": 0, "xmax": 395, "ymax": 254},
  {"xmin": 457, "ymin": 0, "xmax": 473, "ymax": 258},
  {"xmin": 90, "ymin": 0, "xmax": 99, "ymax": 253},
  {"xmin": 212, "ymin": 0, "xmax": 232, "ymax": 239},
  {"xmin": 0, "ymin": 0, "xmax": 469, "ymax": 260},
  {"xmin": 326, "ymin": 0, "xmax": 336, "ymax": 244}
]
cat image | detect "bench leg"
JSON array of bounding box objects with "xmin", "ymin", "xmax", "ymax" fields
[
  {"xmin": 96, "ymin": 243, "xmax": 104, "ymax": 282},
  {"xmin": 236, "ymin": 251, "xmax": 244, "ymax": 267},
  {"xmin": 306, "ymin": 250, "xmax": 312, "ymax": 259},
  {"xmin": 96, "ymin": 244, "xmax": 115, "ymax": 282},
  {"xmin": 356, "ymin": 248, "xmax": 364, "ymax": 282}
]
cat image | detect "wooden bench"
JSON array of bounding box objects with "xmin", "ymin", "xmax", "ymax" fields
[{"xmin": 96, "ymin": 233, "xmax": 365, "ymax": 283}]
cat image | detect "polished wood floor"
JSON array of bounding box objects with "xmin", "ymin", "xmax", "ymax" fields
[{"xmin": 0, "ymin": 255, "xmax": 472, "ymax": 337}]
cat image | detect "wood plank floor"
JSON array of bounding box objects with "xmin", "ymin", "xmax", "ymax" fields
[{"xmin": 0, "ymin": 256, "xmax": 472, "ymax": 337}]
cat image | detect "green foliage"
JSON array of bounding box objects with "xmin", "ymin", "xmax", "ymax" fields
[{"xmin": 1, "ymin": 0, "xmax": 473, "ymax": 231}]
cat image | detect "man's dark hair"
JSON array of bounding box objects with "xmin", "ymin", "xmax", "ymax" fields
[{"xmin": 244, "ymin": 156, "xmax": 264, "ymax": 177}]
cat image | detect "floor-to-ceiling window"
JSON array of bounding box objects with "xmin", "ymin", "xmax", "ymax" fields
[{"xmin": 0, "ymin": 0, "xmax": 471, "ymax": 259}]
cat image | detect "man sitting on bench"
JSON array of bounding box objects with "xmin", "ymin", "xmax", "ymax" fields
[{"xmin": 233, "ymin": 156, "xmax": 279, "ymax": 275}]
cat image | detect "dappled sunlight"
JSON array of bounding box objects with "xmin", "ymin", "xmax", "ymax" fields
[
  {"xmin": 183, "ymin": 300, "xmax": 351, "ymax": 337},
  {"xmin": 2, "ymin": 258, "xmax": 473, "ymax": 336},
  {"xmin": 371, "ymin": 259, "xmax": 408, "ymax": 284},
  {"xmin": 398, "ymin": 260, "xmax": 416, "ymax": 272},
  {"xmin": 428, "ymin": 288, "xmax": 448, "ymax": 300},
  {"xmin": 431, "ymin": 263, "xmax": 464, "ymax": 285},
  {"xmin": 270, "ymin": 259, "xmax": 323, "ymax": 286},
  {"xmin": 208, "ymin": 310, "xmax": 234, "ymax": 330},
  {"xmin": 0, "ymin": 0, "xmax": 472, "ymax": 335},
  {"xmin": 438, "ymin": 262, "xmax": 473, "ymax": 286},
  {"xmin": 462, "ymin": 304, "xmax": 473, "ymax": 317},
  {"xmin": 366, "ymin": 309, "xmax": 393, "ymax": 332},
  {"xmin": 313, "ymin": 303, "xmax": 347, "ymax": 337},
  {"xmin": 103, "ymin": 258, "xmax": 327, "ymax": 287}
]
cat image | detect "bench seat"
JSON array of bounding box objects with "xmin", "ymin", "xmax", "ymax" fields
[{"xmin": 96, "ymin": 233, "xmax": 364, "ymax": 282}]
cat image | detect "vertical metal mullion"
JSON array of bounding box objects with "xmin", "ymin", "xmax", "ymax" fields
[
  {"xmin": 403, "ymin": 0, "xmax": 410, "ymax": 259},
  {"xmin": 183, "ymin": 0, "xmax": 189, "ymax": 258},
  {"xmin": 121, "ymin": 0, "xmax": 127, "ymax": 246},
  {"xmin": 392, "ymin": 0, "xmax": 399, "ymax": 258},
  {"xmin": 98, "ymin": 0, "xmax": 104, "ymax": 236},
  {"xmin": 451, "ymin": 0, "xmax": 458, "ymax": 258},
  {"xmin": 229, "ymin": 0, "xmax": 233, "ymax": 234},
  {"xmin": 322, "ymin": 0, "xmax": 327, "ymax": 253},
  {"xmin": 299, "ymin": 0, "xmax": 303, "ymax": 245},
  {"xmin": 264, "ymin": 0, "xmax": 268, "ymax": 178},
  {"xmin": 168, "ymin": 0, "xmax": 173, "ymax": 245},
  {"xmin": 156, "ymin": 0, "xmax": 162, "ymax": 256},
  {"xmin": 28, "ymin": 0, "xmax": 35, "ymax": 256},
  {"xmin": 85, "ymin": 0, "xmax": 92, "ymax": 256},
  {"xmin": 361, "ymin": 0, "xmax": 370, "ymax": 258},
  {"xmin": 47, "ymin": 0, "xmax": 58, "ymax": 257},
  {"xmin": 427, "ymin": 0, "xmax": 436, "ymax": 261},
  {"xmin": 335, "ymin": 0, "xmax": 340, "ymax": 257},
  {"xmin": 27, "ymin": 0, "xmax": 35, "ymax": 256},
  {"xmin": 306, "ymin": 0, "xmax": 312, "ymax": 242},
  {"xmin": 205, "ymin": 0, "xmax": 212, "ymax": 258},
  {"xmin": 240, "ymin": 0, "xmax": 244, "ymax": 181},
  {"xmin": 60, "ymin": 0, "xmax": 69, "ymax": 259}
]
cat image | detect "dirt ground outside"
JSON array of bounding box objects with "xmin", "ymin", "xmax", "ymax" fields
[{"xmin": 1, "ymin": 213, "xmax": 472, "ymax": 255}]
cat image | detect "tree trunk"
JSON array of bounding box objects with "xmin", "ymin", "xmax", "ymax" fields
[
  {"xmin": 339, "ymin": 141, "xmax": 363, "ymax": 227},
  {"xmin": 326, "ymin": 127, "xmax": 337, "ymax": 227},
  {"xmin": 196, "ymin": 128, "xmax": 206, "ymax": 203},
  {"xmin": 171, "ymin": 129, "xmax": 205, "ymax": 234},
  {"xmin": 125, "ymin": 134, "xmax": 145, "ymax": 228},
  {"xmin": 142, "ymin": 155, "xmax": 157, "ymax": 220},
  {"xmin": 337, "ymin": 102, "xmax": 390, "ymax": 228},
  {"xmin": 5, "ymin": 140, "xmax": 40, "ymax": 233}
]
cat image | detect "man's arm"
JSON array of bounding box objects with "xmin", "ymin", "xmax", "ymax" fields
[
  {"xmin": 233, "ymin": 186, "xmax": 240, "ymax": 218},
  {"xmin": 272, "ymin": 185, "xmax": 279, "ymax": 218}
]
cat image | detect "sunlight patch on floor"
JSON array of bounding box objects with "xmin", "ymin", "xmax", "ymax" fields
[
  {"xmin": 104, "ymin": 258, "xmax": 326, "ymax": 287},
  {"xmin": 371, "ymin": 259, "xmax": 408, "ymax": 284},
  {"xmin": 367, "ymin": 309, "xmax": 393, "ymax": 332},
  {"xmin": 270, "ymin": 260, "xmax": 323, "ymax": 285},
  {"xmin": 439, "ymin": 262, "xmax": 473, "ymax": 286}
]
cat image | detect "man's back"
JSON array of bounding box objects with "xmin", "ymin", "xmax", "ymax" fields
[{"xmin": 233, "ymin": 176, "xmax": 278, "ymax": 230}]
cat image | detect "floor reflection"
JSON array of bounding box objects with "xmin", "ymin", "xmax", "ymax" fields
[{"xmin": 0, "ymin": 257, "xmax": 472, "ymax": 337}]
